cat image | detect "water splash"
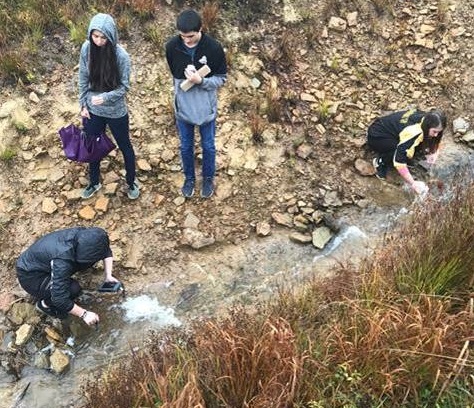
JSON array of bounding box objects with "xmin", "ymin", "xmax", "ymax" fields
[
  {"xmin": 313, "ymin": 225, "xmax": 367, "ymax": 263},
  {"xmin": 120, "ymin": 295, "xmax": 182, "ymax": 327}
]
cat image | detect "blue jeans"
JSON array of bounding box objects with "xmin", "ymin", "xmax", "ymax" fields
[
  {"xmin": 177, "ymin": 119, "xmax": 216, "ymax": 180},
  {"xmin": 84, "ymin": 113, "xmax": 136, "ymax": 187}
]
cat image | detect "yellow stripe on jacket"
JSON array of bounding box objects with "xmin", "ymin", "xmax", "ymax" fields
[{"xmin": 393, "ymin": 123, "xmax": 424, "ymax": 169}]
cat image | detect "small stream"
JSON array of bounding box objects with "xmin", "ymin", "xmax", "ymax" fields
[{"xmin": 2, "ymin": 138, "xmax": 472, "ymax": 408}]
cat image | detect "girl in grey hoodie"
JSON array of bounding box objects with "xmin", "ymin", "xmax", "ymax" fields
[{"xmin": 79, "ymin": 13, "xmax": 139, "ymax": 200}]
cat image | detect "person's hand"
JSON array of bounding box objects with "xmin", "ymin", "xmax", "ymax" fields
[
  {"xmin": 82, "ymin": 310, "xmax": 99, "ymax": 326},
  {"xmin": 80, "ymin": 106, "xmax": 90, "ymax": 119},
  {"xmin": 412, "ymin": 180, "xmax": 429, "ymax": 195},
  {"xmin": 105, "ymin": 276, "xmax": 119, "ymax": 283},
  {"xmin": 185, "ymin": 68, "xmax": 203, "ymax": 84},
  {"xmin": 91, "ymin": 95, "xmax": 104, "ymax": 105}
]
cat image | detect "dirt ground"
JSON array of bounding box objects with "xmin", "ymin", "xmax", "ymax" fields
[{"xmin": 0, "ymin": 0, "xmax": 473, "ymax": 304}]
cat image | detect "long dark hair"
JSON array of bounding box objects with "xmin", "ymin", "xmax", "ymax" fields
[
  {"xmin": 89, "ymin": 33, "xmax": 119, "ymax": 92},
  {"xmin": 421, "ymin": 109, "xmax": 447, "ymax": 154}
]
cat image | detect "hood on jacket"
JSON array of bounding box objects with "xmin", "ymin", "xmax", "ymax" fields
[
  {"xmin": 87, "ymin": 13, "xmax": 118, "ymax": 46},
  {"xmin": 75, "ymin": 227, "xmax": 110, "ymax": 263}
]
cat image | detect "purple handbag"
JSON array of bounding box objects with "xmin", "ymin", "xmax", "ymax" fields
[{"xmin": 58, "ymin": 122, "xmax": 116, "ymax": 163}]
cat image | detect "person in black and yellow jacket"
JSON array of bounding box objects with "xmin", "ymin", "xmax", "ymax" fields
[{"xmin": 367, "ymin": 108, "xmax": 446, "ymax": 195}]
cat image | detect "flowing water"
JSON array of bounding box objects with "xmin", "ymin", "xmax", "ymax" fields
[{"xmin": 2, "ymin": 138, "xmax": 473, "ymax": 408}]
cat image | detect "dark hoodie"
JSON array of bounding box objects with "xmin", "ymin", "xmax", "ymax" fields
[{"xmin": 17, "ymin": 227, "xmax": 112, "ymax": 312}]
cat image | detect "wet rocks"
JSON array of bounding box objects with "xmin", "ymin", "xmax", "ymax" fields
[
  {"xmin": 50, "ymin": 348, "xmax": 70, "ymax": 374},
  {"xmin": 15, "ymin": 324, "xmax": 34, "ymax": 346}
]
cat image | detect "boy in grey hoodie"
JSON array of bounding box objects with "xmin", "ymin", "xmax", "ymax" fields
[
  {"xmin": 165, "ymin": 9, "xmax": 227, "ymax": 198},
  {"xmin": 79, "ymin": 13, "xmax": 139, "ymax": 200}
]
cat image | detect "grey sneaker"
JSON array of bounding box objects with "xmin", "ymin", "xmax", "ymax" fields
[
  {"xmin": 127, "ymin": 182, "xmax": 140, "ymax": 200},
  {"xmin": 201, "ymin": 177, "xmax": 214, "ymax": 198},
  {"xmin": 181, "ymin": 178, "xmax": 195, "ymax": 198},
  {"xmin": 81, "ymin": 183, "xmax": 102, "ymax": 199}
]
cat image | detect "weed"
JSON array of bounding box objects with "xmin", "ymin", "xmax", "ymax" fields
[
  {"xmin": 68, "ymin": 20, "xmax": 87, "ymax": 46},
  {"xmin": 0, "ymin": 147, "xmax": 17, "ymax": 162},
  {"xmin": 437, "ymin": 0, "xmax": 451, "ymax": 27},
  {"xmin": 145, "ymin": 23, "xmax": 164, "ymax": 49},
  {"xmin": 249, "ymin": 112, "xmax": 265, "ymax": 144},
  {"xmin": 265, "ymin": 77, "xmax": 282, "ymax": 123},
  {"xmin": 328, "ymin": 56, "xmax": 340, "ymax": 72},
  {"xmin": 0, "ymin": 52, "xmax": 28, "ymax": 80},
  {"xmin": 318, "ymin": 100, "xmax": 331, "ymax": 124},
  {"xmin": 201, "ymin": 1, "xmax": 220, "ymax": 35}
]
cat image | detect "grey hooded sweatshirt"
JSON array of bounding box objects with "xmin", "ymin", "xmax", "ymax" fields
[
  {"xmin": 16, "ymin": 227, "xmax": 112, "ymax": 312},
  {"xmin": 79, "ymin": 13, "xmax": 131, "ymax": 118}
]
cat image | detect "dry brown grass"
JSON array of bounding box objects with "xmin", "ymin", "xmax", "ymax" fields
[{"xmin": 201, "ymin": 1, "xmax": 220, "ymax": 35}]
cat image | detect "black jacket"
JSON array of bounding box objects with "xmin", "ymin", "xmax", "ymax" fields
[
  {"xmin": 165, "ymin": 33, "xmax": 227, "ymax": 79},
  {"xmin": 16, "ymin": 227, "xmax": 112, "ymax": 312}
]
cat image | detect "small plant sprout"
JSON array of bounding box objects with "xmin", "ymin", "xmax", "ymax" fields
[{"xmin": 0, "ymin": 147, "xmax": 17, "ymax": 162}]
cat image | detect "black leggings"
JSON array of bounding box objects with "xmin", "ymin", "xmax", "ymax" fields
[
  {"xmin": 367, "ymin": 120, "xmax": 398, "ymax": 165},
  {"xmin": 17, "ymin": 270, "xmax": 81, "ymax": 307}
]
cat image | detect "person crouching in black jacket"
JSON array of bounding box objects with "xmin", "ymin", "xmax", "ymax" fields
[{"xmin": 16, "ymin": 227, "xmax": 119, "ymax": 326}]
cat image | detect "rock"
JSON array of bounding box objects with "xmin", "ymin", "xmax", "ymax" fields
[
  {"xmin": 346, "ymin": 11, "xmax": 358, "ymax": 27},
  {"xmin": 323, "ymin": 190, "xmax": 343, "ymax": 207},
  {"xmin": 29, "ymin": 92, "xmax": 40, "ymax": 104},
  {"xmin": 322, "ymin": 214, "xmax": 341, "ymax": 232},
  {"xmin": 182, "ymin": 228, "xmax": 215, "ymax": 249},
  {"xmin": 137, "ymin": 159, "xmax": 152, "ymax": 171},
  {"xmin": 312, "ymin": 226, "xmax": 333, "ymax": 249},
  {"xmin": 183, "ymin": 212, "xmax": 200, "ymax": 229},
  {"xmin": 44, "ymin": 326, "xmax": 63, "ymax": 343},
  {"xmin": 296, "ymin": 143, "xmax": 312, "ymax": 159},
  {"xmin": 34, "ymin": 352, "xmax": 50, "ymax": 369},
  {"xmin": 256, "ymin": 221, "xmax": 271, "ymax": 236},
  {"xmin": 104, "ymin": 182, "xmax": 119, "ymax": 195},
  {"xmin": 251, "ymin": 78, "xmax": 261, "ymax": 88},
  {"xmin": 123, "ymin": 240, "xmax": 142, "ymax": 269},
  {"xmin": 78, "ymin": 205, "xmax": 96, "ymax": 220},
  {"xmin": 8, "ymin": 302, "xmax": 36, "ymax": 325},
  {"xmin": 50, "ymin": 348, "xmax": 70, "ymax": 374},
  {"xmin": 289, "ymin": 232, "xmax": 312, "ymax": 244},
  {"xmin": 300, "ymin": 92, "xmax": 317, "ymax": 102},
  {"xmin": 15, "ymin": 324, "xmax": 34, "ymax": 346},
  {"xmin": 328, "ymin": 16, "xmax": 347, "ymax": 32},
  {"xmin": 154, "ymin": 194, "xmax": 166, "ymax": 206},
  {"xmin": 461, "ymin": 131, "xmax": 474, "ymax": 143},
  {"xmin": 316, "ymin": 124, "xmax": 326, "ymax": 134},
  {"xmin": 419, "ymin": 24, "xmax": 435, "ymax": 34},
  {"xmin": 271, "ymin": 212, "xmax": 293, "ymax": 228},
  {"xmin": 161, "ymin": 149, "xmax": 175, "ymax": 162},
  {"xmin": 42, "ymin": 198, "xmax": 57, "ymax": 214},
  {"xmin": 452, "ymin": 117, "xmax": 469, "ymax": 134},
  {"xmin": 174, "ymin": 196, "xmax": 186, "ymax": 206},
  {"xmin": 63, "ymin": 189, "xmax": 83, "ymax": 201},
  {"xmin": 354, "ymin": 158, "xmax": 376, "ymax": 176},
  {"xmin": 95, "ymin": 196, "xmax": 110, "ymax": 212},
  {"xmin": 0, "ymin": 292, "xmax": 15, "ymax": 313}
]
